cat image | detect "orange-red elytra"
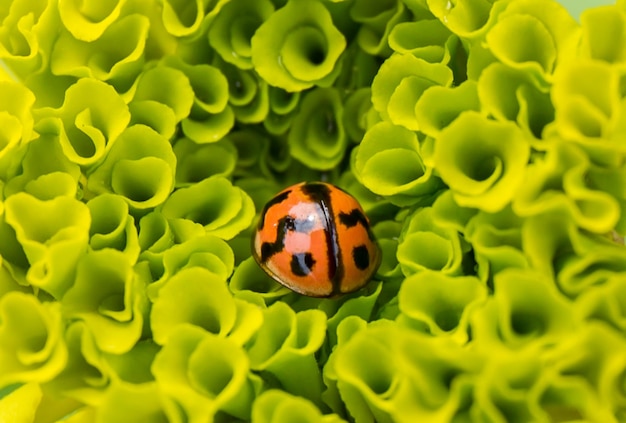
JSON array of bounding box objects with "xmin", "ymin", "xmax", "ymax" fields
[{"xmin": 252, "ymin": 181, "xmax": 381, "ymax": 297}]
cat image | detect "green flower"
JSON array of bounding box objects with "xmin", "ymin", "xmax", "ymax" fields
[
  {"xmin": 350, "ymin": 0, "xmax": 410, "ymax": 56},
  {"xmin": 426, "ymin": 0, "xmax": 493, "ymax": 39},
  {"xmin": 579, "ymin": 4, "xmax": 626, "ymax": 65},
  {"xmin": 208, "ymin": 0, "xmax": 275, "ymax": 70},
  {"xmin": 513, "ymin": 140, "xmax": 620, "ymax": 234},
  {"xmin": 251, "ymin": 0, "xmax": 347, "ymax": 92},
  {"xmin": 465, "ymin": 206, "xmax": 529, "ymax": 283},
  {"xmin": 173, "ymin": 137, "xmax": 237, "ymax": 186},
  {"xmin": 288, "ymin": 87, "xmax": 347, "ymax": 170},
  {"xmin": 3, "ymin": 133, "xmax": 80, "ymax": 198},
  {"xmin": 388, "ymin": 20, "xmax": 456, "ymax": 64},
  {"xmin": 354, "ymin": 121, "xmax": 442, "ymax": 206},
  {"xmin": 229, "ymin": 257, "xmax": 290, "ymax": 306},
  {"xmin": 96, "ymin": 381, "xmax": 169, "ymax": 423},
  {"xmin": 129, "ymin": 64, "xmax": 195, "ymax": 138},
  {"xmin": 86, "ymin": 194, "xmax": 140, "ymax": 263},
  {"xmin": 160, "ymin": 0, "xmax": 230, "ymax": 38},
  {"xmin": 221, "ymin": 61, "xmax": 270, "ymax": 124},
  {"xmin": 264, "ymin": 86, "xmax": 301, "ymax": 135},
  {"xmin": 483, "ymin": 0, "xmax": 579, "ymax": 81},
  {"xmin": 152, "ymin": 324, "xmax": 262, "ymax": 421},
  {"xmin": 34, "ymin": 78, "xmax": 131, "ymax": 167},
  {"xmin": 62, "ymin": 249, "xmax": 148, "ymax": 354},
  {"xmin": 327, "ymin": 319, "xmax": 481, "ymax": 422},
  {"xmin": 247, "ymin": 302, "xmax": 327, "ymax": 405},
  {"xmin": 477, "ymin": 63, "xmax": 554, "ymax": 138},
  {"xmin": 470, "ymin": 268, "xmax": 579, "ymax": 350},
  {"xmin": 0, "ymin": 80, "xmax": 36, "ymax": 166},
  {"xmin": 58, "ymin": 0, "xmax": 127, "ymax": 41},
  {"xmin": 160, "ymin": 176, "xmax": 255, "ymax": 241},
  {"xmin": 87, "ymin": 125, "xmax": 176, "ymax": 212},
  {"xmin": 371, "ymin": 53, "xmax": 453, "ymax": 131},
  {"xmin": 397, "ymin": 207, "xmax": 467, "ymax": 277},
  {"xmin": 164, "ymin": 57, "xmax": 234, "ymax": 143},
  {"xmin": 150, "ymin": 267, "xmax": 261, "ymax": 346},
  {"xmin": 44, "ymin": 321, "xmax": 111, "ymax": 405},
  {"xmin": 0, "ymin": 0, "xmax": 59, "ymax": 77},
  {"xmin": 51, "ymin": 14, "xmax": 149, "ymax": 90},
  {"xmin": 4, "ymin": 193, "xmax": 90, "ymax": 299},
  {"xmin": 253, "ymin": 390, "xmax": 347, "ymax": 423},
  {"xmin": 0, "ymin": 292, "xmax": 67, "ymax": 388},
  {"xmin": 433, "ymin": 111, "xmax": 530, "ymax": 213}
]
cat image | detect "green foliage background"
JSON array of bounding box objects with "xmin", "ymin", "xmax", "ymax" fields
[{"xmin": 0, "ymin": 0, "xmax": 626, "ymax": 422}]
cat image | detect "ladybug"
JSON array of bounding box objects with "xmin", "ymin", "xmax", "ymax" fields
[{"xmin": 252, "ymin": 181, "xmax": 381, "ymax": 297}]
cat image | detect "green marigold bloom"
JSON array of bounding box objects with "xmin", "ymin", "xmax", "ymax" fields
[
  {"xmin": 0, "ymin": 292, "xmax": 67, "ymax": 388},
  {"xmin": 251, "ymin": 0, "xmax": 347, "ymax": 92}
]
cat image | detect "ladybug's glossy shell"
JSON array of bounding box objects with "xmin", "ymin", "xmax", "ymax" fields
[{"xmin": 252, "ymin": 182, "xmax": 381, "ymax": 297}]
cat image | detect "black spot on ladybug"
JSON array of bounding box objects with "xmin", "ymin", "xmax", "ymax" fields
[
  {"xmin": 353, "ymin": 245, "xmax": 370, "ymax": 270},
  {"xmin": 258, "ymin": 189, "xmax": 291, "ymax": 230},
  {"xmin": 291, "ymin": 252, "xmax": 316, "ymax": 276},
  {"xmin": 339, "ymin": 209, "xmax": 369, "ymax": 229},
  {"xmin": 301, "ymin": 182, "xmax": 331, "ymax": 203},
  {"xmin": 260, "ymin": 216, "xmax": 292, "ymax": 262}
]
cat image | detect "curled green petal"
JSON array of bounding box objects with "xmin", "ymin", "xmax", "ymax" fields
[
  {"xmin": 86, "ymin": 193, "xmax": 140, "ymax": 262},
  {"xmin": 97, "ymin": 381, "xmax": 169, "ymax": 423},
  {"xmin": 415, "ymin": 80, "xmax": 480, "ymax": 138},
  {"xmin": 251, "ymin": 0, "xmax": 346, "ymax": 92},
  {"xmin": 398, "ymin": 271, "xmax": 486, "ymax": 345},
  {"xmin": 252, "ymin": 390, "xmax": 346, "ymax": 423},
  {"xmin": 87, "ymin": 125, "xmax": 176, "ymax": 211},
  {"xmin": 0, "ymin": 292, "xmax": 67, "ymax": 388},
  {"xmin": 0, "ymin": 80, "xmax": 35, "ymax": 160},
  {"xmin": 426, "ymin": 0, "xmax": 493, "ymax": 38},
  {"xmin": 289, "ymin": 88, "xmax": 347, "ymax": 170},
  {"xmin": 247, "ymin": 302, "xmax": 327, "ymax": 405},
  {"xmin": 354, "ymin": 122, "xmax": 442, "ymax": 206},
  {"xmin": 388, "ymin": 20, "xmax": 454, "ymax": 63},
  {"xmin": 62, "ymin": 249, "xmax": 148, "ymax": 354},
  {"xmin": 150, "ymin": 267, "xmax": 260, "ymax": 345},
  {"xmin": 173, "ymin": 137, "xmax": 237, "ymax": 186},
  {"xmin": 464, "ymin": 206, "xmax": 529, "ymax": 283},
  {"xmin": 434, "ymin": 111, "xmax": 530, "ymax": 212},
  {"xmin": 58, "ymin": 0, "xmax": 127, "ymax": 41},
  {"xmin": 477, "ymin": 63, "xmax": 554, "ymax": 138},
  {"xmin": 35, "ymin": 78, "xmax": 130, "ymax": 167},
  {"xmin": 132, "ymin": 65, "xmax": 194, "ymax": 123},
  {"xmin": 161, "ymin": 176, "xmax": 255, "ymax": 240},
  {"xmin": 397, "ymin": 207, "xmax": 466, "ymax": 277},
  {"xmin": 221, "ymin": 62, "xmax": 270, "ymax": 124},
  {"xmin": 4, "ymin": 193, "xmax": 90, "ymax": 298},
  {"xmin": 580, "ymin": 5, "xmax": 626, "ymax": 65},
  {"xmin": 143, "ymin": 233, "xmax": 234, "ymax": 299},
  {"xmin": 350, "ymin": 0, "xmax": 410, "ymax": 56},
  {"xmin": 229, "ymin": 257, "xmax": 290, "ymax": 306},
  {"xmin": 51, "ymin": 14, "xmax": 149, "ymax": 88},
  {"xmin": 209, "ymin": 0, "xmax": 275, "ymax": 69},
  {"xmin": 371, "ymin": 53, "xmax": 453, "ymax": 129}
]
